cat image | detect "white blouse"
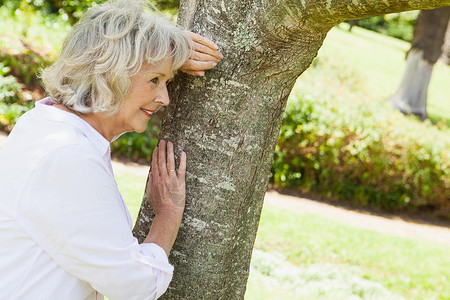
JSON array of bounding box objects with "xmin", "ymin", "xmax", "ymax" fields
[{"xmin": 0, "ymin": 98, "xmax": 173, "ymax": 300}]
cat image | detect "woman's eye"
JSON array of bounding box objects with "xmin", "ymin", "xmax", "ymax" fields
[{"xmin": 150, "ymin": 77, "xmax": 158, "ymax": 84}]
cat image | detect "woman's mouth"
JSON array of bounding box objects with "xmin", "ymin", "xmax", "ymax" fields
[{"xmin": 140, "ymin": 108, "xmax": 155, "ymax": 117}]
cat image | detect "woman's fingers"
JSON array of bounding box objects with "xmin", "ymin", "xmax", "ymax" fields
[
  {"xmin": 181, "ymin": 32, "xmax": 223, "ymax": 76},
  {"xmin": 178, "ymin": 151, "xmax": 186, "ymax": 181},
  {"xmin": 189, "ymin": 31, "xmax": 219, "ymax": 50},
  {"xmin": 146, "ymin": 172, "xmax": 153, "ymax": 192},
  {"xmin": 158, "ymin": 140, "xmax": 167, "ymax": 176},
  {"xmin": 182, "ymin": 59, "xmax": 217, "ymax": 72},
  {"xmin": 182, "ymin": 70, "xmax": 205, "ymax": 76},
  {"xmin": 147, "ymin": 142, "xmax": 186, "ymax": 214},
  {"xmin": 166, "ymin": 141, "xmax": 176, "ymax": 176},
  {"xmin": 191, "ymin": 50, "xmax": 221, "ymax": 63},
  {"xmin": 151, "ymin": 146, "xmax": 159, "ymax": 177},
  {"xmin": 193, "ymin": 41, "xmax": 223, "ymax": 60},
  {"xmin": 189, "ymin": 31, "xmax": 218, "ymax": 49}
]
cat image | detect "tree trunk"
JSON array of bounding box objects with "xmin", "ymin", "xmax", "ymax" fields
[
  {"xmin": 389, "ymin": 7, "xmax": 450, "ymax": 120},
  {"xmin": 348, "ymin": 20, "xmax": 359, "ymax": 32},
  {"xmin": 440, "ymin": 20, "xmax": 450, "ymax": 64},
  {"xmin": 133, "ymin": 0, "xmax": 450, "ymax": 299}
]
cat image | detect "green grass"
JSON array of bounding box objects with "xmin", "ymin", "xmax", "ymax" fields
[
  {"xmin": 115, "ymin": 170, "xmax": 450, "ymax": 300},
  {"xmin": 250, "ymin": 206, "xmax": 450, "ymax": 300},
  {"xmin": 299, "ymin": 22, "xmax": 450, "ymax": 127},
  {"xmin": 114, "ymin": 171, "xmax": 147, "ymax": 224}
]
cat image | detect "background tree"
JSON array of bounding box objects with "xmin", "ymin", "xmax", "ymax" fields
[
  {"xmin": 126, "ymin": 0, "xmax": 450, "ymax": 299},
  {"xmin": 388, "ymin": 7, "xmax": 450, "ymax": 120},
  {"xmin": 440, "ymin": 19, "xmax": 450, "ymax": 64}
]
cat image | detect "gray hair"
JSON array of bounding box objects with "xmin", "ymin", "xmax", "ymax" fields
[{"xmin": 41, "ymin": 0, "xmax": 192, "ymax": 115}]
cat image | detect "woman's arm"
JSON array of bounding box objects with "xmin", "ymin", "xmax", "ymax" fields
[{"xmin": 144, "ymin": 140, "xmax": 186, "ymax": 256}]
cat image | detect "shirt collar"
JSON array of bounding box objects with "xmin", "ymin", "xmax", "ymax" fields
[{"xmin": 35, "ymin": 98, "xmax": 111, "ymax": 157}]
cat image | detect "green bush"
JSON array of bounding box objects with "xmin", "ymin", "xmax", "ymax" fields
[
  {"xmin": 271, "ymin": 93, "xmax": 450, "ymax": 217},
  {"xmin": 0, "ymin": 0, "xmax": 178, "ymax": 25},
  {"xmin": 111, "ymin": 115, "xmax": 161, "ymax": 163},
  {"xmin": 353, "ymin": 11, "xmax": 418, "ymax": 42},
  {"xmin": 0, "ymin": 0, "xmax": 107, "ymax": 25},
  {"xmin": 0, "ymin": 101, "xmax": 33, "ymax": 130},
  {"xmin": 0, "ymin": 64, "xmax": 22, "ymax": 104},
  {"xmin": 0, "ymin": 64, "xmax": 34, "ymax": 131},
  {"xmin": 0, "ymin": 48, "xmax": 51, "ymax": 87},
  {"xmin": 0, "ymin": 67, "xmax": 34, "ymax": 129}
]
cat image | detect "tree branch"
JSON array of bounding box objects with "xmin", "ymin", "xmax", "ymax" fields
[{"xmin": 320, "ymin": 0, "xmax": 450, "ymax": 25}]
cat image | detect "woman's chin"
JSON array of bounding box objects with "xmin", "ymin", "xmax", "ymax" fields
[{"xmin": 134, "ymin": 125, "xmax": 147, "ymax": 133}]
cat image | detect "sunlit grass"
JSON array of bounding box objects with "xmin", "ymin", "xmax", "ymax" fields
[
  {"xmin": 248, "ymin": 206, "xmax": 450, "ymax": 300},
  {"xmin": 114, "ymin": 171, "xmax": 147, "ymax": 224},
  {"xmin": 115, "ymin": 169, "xmax": 450, "ymax": 300}
]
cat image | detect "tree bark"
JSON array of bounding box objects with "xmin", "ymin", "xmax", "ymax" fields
[
  {"xmin": 440, "ymin": 20, "xmax": 450, "ymax": 64},
  {"xmin": 389, "ymin": 7, "xmax": 450, "ymax": 119},
  {"xmin": 133, "ymin": 0, "xmax": 450, "ymax": 299}
]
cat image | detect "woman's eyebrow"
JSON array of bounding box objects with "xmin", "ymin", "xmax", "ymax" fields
[{"xmin": 151, "ymin": 72, "xmax": 174, "ymax": 79}]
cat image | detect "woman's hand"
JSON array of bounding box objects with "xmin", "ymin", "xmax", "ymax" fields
[
  {"xmin": 144, "ymin": 140, "xmax": 186, "ymax": 256},
  {"xmin": 180, "ymin": 32, "xmax": 223, "ymax": 76},
  {"xmin": 147, "ymin": 140, "xmax": 186, "ymax": 216}
]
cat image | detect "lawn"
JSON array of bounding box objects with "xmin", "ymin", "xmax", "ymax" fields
[{"xmin": 115, "ymin": 170, "xmax": 450, "ymax": 300}]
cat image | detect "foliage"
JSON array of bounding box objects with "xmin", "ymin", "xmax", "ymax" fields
[
  {"xmin": 110, "ymin": 114, "xmax": 161, "ymax": 163},
  {"xmin": 269, "ymin": 24, "xmax": 450, "ymax": 217},
  {"xmin": 0, "ymin": 5, "xmax": 67, "ymax": 131},
  {"xmin": 0, "ymin": 64, "xmax": 22, "ymax": 102},
  {"xmin": 153, "ymin": 0, "xmax": 179, "ymax": 11},
  {"xmin": 352, "ymin": 11, "xmax": 419, "ymax": 42},
  {"xmin": 0, "ymin": 101, "xmax": 33, "ymax": 130},
  {"xmin": 0, "ymin": 64, "xmax": 34, "ymax": 131},
  {"xmin": 0, "ymin": 47, "xmax": 51, "ymax": 88},
  {"xmin": 0, "ymin": 0, "xmax": 177, "ymax": 24},
  {"xmin": 270, "ymin": 91, "xmax": 450, "ymax": 216},
  {"xmin": 0, "ymin": 0, "xmax": 107, "ymax": 25}
]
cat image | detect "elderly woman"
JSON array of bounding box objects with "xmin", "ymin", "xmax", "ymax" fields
[{"xmin": 0, "ymin": 0, "xmax": 222, "ymax": 299}]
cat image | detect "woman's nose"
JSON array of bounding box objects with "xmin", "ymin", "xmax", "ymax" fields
[{"xmin": 156, "ymin": 85, "xmax": 170, "ymax": 106}]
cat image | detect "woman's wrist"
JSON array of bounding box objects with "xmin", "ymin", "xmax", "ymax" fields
[{"xmin": 143, "ymin": 212, "xmax": 183, "ymax": 256}]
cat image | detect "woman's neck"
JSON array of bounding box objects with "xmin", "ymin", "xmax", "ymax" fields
[{"xmin": 53, "ymin": 104, "xmax": 116, "ymax": 142}]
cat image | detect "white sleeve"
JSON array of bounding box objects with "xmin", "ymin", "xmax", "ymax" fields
[{"xmin": 16, "ymin": 145, "xmax": 173, "ymax": 300}]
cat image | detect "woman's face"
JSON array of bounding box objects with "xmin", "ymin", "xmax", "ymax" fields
[{"xmin": 114, "ymin": 59, "xmax": 174, "ymax": 134}]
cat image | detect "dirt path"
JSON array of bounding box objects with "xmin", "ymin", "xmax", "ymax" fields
[{"xmin": 1, "ymin": 131, "xmax": 449, "ymax": 247}]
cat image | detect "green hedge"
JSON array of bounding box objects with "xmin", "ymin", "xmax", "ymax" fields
[
  {"xmin": 271, "ymin": 93, "xmax": 450, "ymax": 217},
  {"xmin": 0, "ymin": 64, "xmax": 34, "ymax": 131},
  {"xmin": 110, "ymin": 115, "xmax": 161, "ymax": 163},
  {"xmin": 351, "ymin": 11, "xmax": 418, "ymax": 42}
]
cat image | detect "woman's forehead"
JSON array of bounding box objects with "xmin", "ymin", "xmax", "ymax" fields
[{"xmin": 141, "ymin": 59, "xmax": 174, "ymax": 77}]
